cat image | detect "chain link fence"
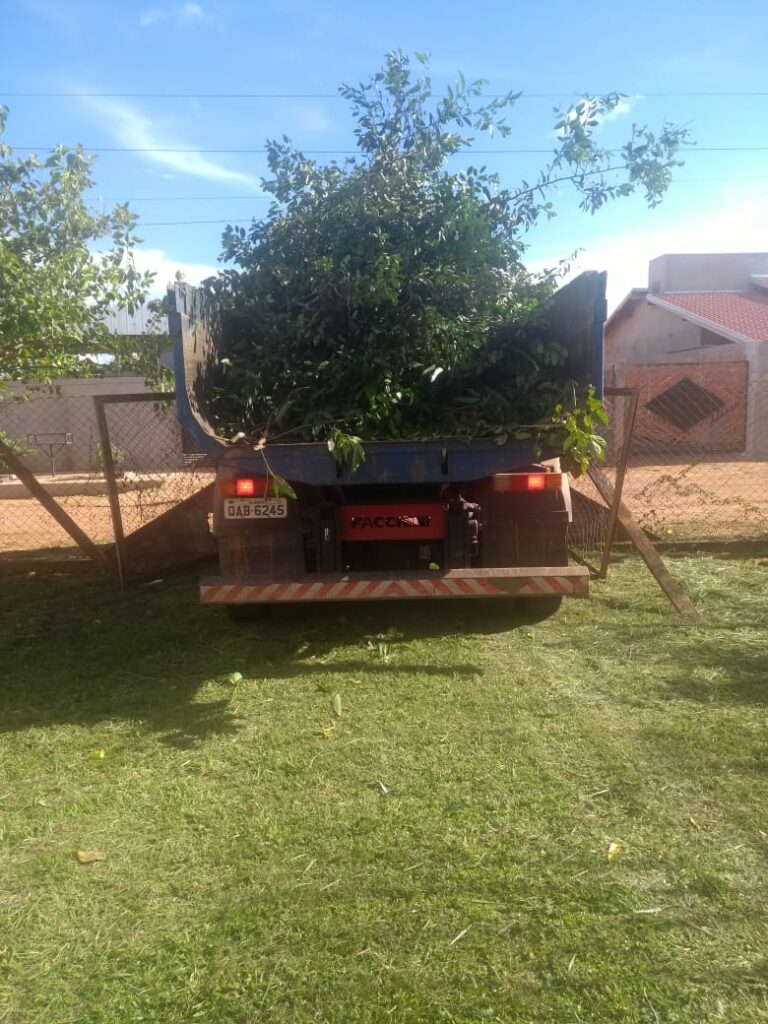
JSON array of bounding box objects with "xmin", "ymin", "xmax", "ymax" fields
[
  {"xmin": 612, "ymin": 370, "xmax": 768, "ymax": 541},
  {"xmin": 98, "ymin": 394, "xmax": 214, "ymax": 539},
  {"xmin": 2, "ymin": 369, "xmax": 767, "ymax": 573},
  {"xmin": 569, "ymin": 371, "xmax": 768, "ymax": 565},
  {"xmin": 1, "ymin": 382, "xmax": 113, "ymax": 558},
  {"xmin": 0, "ymin": 380, "xmax": 213, "ymax": 566}
]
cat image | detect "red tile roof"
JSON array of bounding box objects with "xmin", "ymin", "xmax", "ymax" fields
[{"xmin": 658, "ymin": 290, "xmax": 768, "ymax": 342}]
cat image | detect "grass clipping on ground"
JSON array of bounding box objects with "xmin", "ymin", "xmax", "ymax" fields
[{"xmin": 1, "ymin": 553, "xmax": 767, "ymax": 1022}]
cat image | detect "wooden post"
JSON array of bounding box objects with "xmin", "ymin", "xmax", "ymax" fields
[
  {"xmin": 599, "ymin": 386, "xmax": 639, "ymax": 580},
  {"xmin": 588, "ymin": 464, "xmax": 698, "ymax": 617},
  {"xmin": 93, "ymin": 396, "xmax": 127, "ymax": 587},
  {"xmin": 0, "ymin": 437, "xmax": 115, "ymax": 575},
  {"xmin": 92, "ymin": 392, "xmax": 175, "ymax": 587}
]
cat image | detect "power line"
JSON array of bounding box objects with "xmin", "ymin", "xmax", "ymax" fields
[
  {"xmin": 100, "ymin": 174, "xmax": 768, "ymax": 203},
  {"xmin": 3, "ymin": 90, "xmax": 768, "ymax": 99},
  {"xmin": 670, "ymin": 174, "xmax": 768, "ymax": 182},
  {"xmin": 10, "ymin": 145, "xmax": 542, "ymax": 154},
  {"xmin": 130, "ymin": 177, "xmax": 768, "ymax": 226},
  {"xmin": 10, "ymin": 145, "xmax": 768, "ymax": 154},
  {"xmin": 97, "ymin": 194, "xmax": 272, "ymax": 201},
  {"xmin": 140, "ymin": 219, "xmax": 246, "ymax": 226},
  {"xmin": 2, "ymin": 92, "xmax": 344, "ymax": 99}
]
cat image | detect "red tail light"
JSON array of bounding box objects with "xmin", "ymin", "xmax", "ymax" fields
[
  {"xmin": 492, "ymin": 472, "xmax": 562, "ymax": 493},
  {"xmin": 236, "ymin": 478, "xmax": 256, "ymax": 497}
]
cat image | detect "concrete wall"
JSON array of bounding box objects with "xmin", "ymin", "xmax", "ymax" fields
[
  {"xmin": 604, "ymin": 254, "xmax": 768, "ymax": 458},
  {"xmin": 747, "ymin": 342, "xmax": 768, "ymax": 456},
  {"xmin": 605, "ymin": 295, "xmax": 768, "ymax": 457},
  {"xmin": 649, "ymin": 253, "xmax": 768, "ymax": 294},
  {"xmin": 0, "ymin": 377, "xmax": 182, "ymax": 477},
  {"xmin": 606, "ymin": 298, "xmax": 702, "ymax": 367}
]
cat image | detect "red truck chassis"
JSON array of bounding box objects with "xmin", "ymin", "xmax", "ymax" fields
[{"xmin": 205, "ymin": 468, "xmax": 588, "ymax": 608}]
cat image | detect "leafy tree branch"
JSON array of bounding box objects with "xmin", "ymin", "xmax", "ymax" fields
[
  {"xmin": 205, "ymin": 52, "xmax": 688, "ymax": 472},
  {"xmin": 0, "ymin": 105, "xmax": 155, "ymax": 387}
]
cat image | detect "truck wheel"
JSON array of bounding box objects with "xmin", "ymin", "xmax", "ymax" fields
[
  {"xmin": 225, "ymin": 603, "xmax": 271, "ymax": 623},
  {"xmin": 514, "ymin": 596, "xmax": 563, "ymax": 622}
]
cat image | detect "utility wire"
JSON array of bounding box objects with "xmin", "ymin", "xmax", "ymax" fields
[
  {"xmin": 3, "ymin": 90, "xmax": 768, "ymax": 99},
  {"xmin": 12, "ymin": 145, "xmax": 548, "ymax": 154},
  {"xmin": 9, "ymin": 145, "xmax": 768, "ymax": 154},
  {"xmin": 95, "ymin": 175, "xmax": 768, "ymax": 203},
  {"xmin": 97, "ymin": 194, "xmax": 272, "ymax": 201},
  {"xmin": 139, "ymin": 219, "xmax": 247, "ymax": 225},
  {"xmin": 128, "ymin": 177, "xmax": 768, "ymax": 225}
]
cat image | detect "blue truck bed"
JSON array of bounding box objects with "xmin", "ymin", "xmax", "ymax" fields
[{"xmin": 170, "ymin": 272, "xmax": 606, "ymax": 485}]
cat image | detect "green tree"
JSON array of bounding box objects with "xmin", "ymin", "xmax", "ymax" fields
[
  {"xmin": 0, "ymin": 105, "xmax": 154, "ymax": 386},
  {"xmin": 205, "ymin": 51, "xmax": 692, "ymax": 460},
  {"xmin": 207, "ymin": 52, "xmax": 687, "ymax": 469}
]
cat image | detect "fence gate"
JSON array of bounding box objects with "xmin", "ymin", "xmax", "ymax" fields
[{"xmin": 94, "ymin": 393, "xmax": 217, "ymax": 584}]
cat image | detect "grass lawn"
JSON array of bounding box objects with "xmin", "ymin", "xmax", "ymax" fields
[{"xmin": 1, "ymin": 554, "xmax": 767, "ymax": 1023}]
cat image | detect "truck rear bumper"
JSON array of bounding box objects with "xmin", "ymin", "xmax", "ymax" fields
[{"xmin": 200, "ymin": 567, "xmax": 589, "ymax": 604}]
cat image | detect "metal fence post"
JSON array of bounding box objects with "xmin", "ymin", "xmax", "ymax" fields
[
  {"xmin": 599, "ymin": 386, "xmax": 639, "ymax": 579},
  {"xmin": 93, "ymin": 396, "xmax": 127, "ymax": 587}
]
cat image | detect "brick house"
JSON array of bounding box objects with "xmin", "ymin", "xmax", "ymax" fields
[{"xmin": 605, "ymin": 253, "xmax": 768, "ymax": 456}]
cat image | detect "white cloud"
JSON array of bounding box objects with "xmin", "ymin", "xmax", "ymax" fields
[
  {"xmin": 139, "ymin": 8, "xmax": 162, "ymax": 26},
  {"xmin": 553, "ymin": 95, "xmax": 640, "ymax": 140},
  {"xmin": 131, "ymin": 248, "xmax": 221, "ymax": 295},
  {"xmin": 139, "ymin": 2, "xmax": 208, "ymax": 28},
  {"xmin": 532, "ymin": 189, "xmax": 768, "ymax": 313},
  {"xmin": 78, "ymin": 95, "xmax": 259, "ymax": 188},
  {"xmin": 598, "ymin": 96, "xmax": 639, "ymax": 125}
]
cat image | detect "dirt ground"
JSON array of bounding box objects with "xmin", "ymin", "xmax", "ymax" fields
[
  {"xmin": 0, "ymin": 472, "xmax": 214, "ymax": 554},
  {"xmin": 1, "ymin": 462, "xmax": 767, "ymax": 557},
  {"xmin": 572, "ymin": 459, "xmax": 768, "ymax": 540}
]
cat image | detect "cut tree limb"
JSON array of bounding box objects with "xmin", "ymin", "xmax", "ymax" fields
[
  {"xmin": 588, "ymin": 464, "xmax": 698, "ymax": 618},
  {"xmin": 0, "ymin": 437, "xmax": 115, "ymax": 575}
]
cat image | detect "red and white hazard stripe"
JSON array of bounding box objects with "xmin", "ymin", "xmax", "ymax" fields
[{"xmin": 200, "ymin": 568, "xmax": 589, "ymax": 604}]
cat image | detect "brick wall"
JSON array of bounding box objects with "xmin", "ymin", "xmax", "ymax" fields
[{"xmin": 620, "ymin": 362, "xmax": 748, "ymax": 454}]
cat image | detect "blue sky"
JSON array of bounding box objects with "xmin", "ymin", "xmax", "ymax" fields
[{"xmin": 4, "ymin": 0, "xmax": 768, "ymax": 309}]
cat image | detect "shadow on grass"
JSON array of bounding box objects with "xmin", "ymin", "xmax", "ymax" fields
[
  {"xmin": 0, "ymin": 571, "xmax": 532, "ymax": 744},
  {"xmin": 581, "ymin": 614, "xmax": 768, "ymax": 707},
  {"xmin": 663, "ymin": 660, "xmax": 768, "ymax": 707}
]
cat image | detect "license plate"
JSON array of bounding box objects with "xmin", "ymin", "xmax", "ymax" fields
[{"xmin": 224, "ymin": 498, "xmax": 288, "ymax": 520}]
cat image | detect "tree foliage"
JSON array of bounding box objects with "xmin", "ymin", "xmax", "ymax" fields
[
  {"xmin": 0, "ymin": 105, "xmax": 154, "ymax": 385},
  {"xmin": 206, "ymin": 53, "xmax": 687, "ymax": 468}
]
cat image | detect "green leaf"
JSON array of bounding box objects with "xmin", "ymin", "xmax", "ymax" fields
[
  {"xmin": 201, "ymin": 51, "xmax": 679, "ymax": 474},
  {"xmin": 271, "ymin": 474, "xmax": 297, "ymax": 500}
]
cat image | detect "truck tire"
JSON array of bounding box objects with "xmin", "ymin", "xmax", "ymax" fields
[
  {"xmin": 225, "ymin": 603, "xmax": 271, "ymax": 623},
  {"xmin": 514, "ymin": 595, "xmax": 563, "ymax": 622}
]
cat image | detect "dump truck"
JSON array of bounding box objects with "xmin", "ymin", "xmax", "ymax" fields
[{"xmin": 170, "ymin": 270, "xmax": 606, "ymax": 617}]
